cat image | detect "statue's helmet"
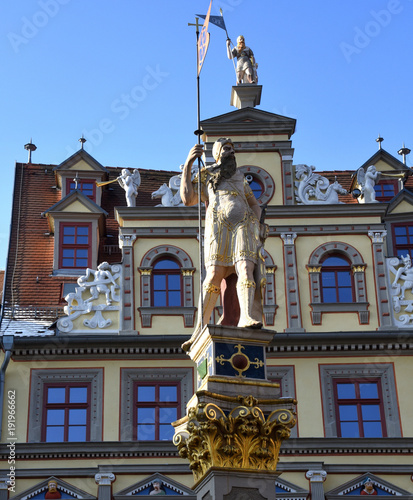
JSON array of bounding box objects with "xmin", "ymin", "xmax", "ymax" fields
[{"xmin": 212, "ymin": 137, "xmax": 234, "ymax": 161}]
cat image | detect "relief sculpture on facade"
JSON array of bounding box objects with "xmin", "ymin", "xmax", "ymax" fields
[
  {"xmin": 57, "ymin": 262, "xmax": 121, "ymax": 333},
  {"xmin": 387, "ymin": 255, "xmax": 413, "ymax": 326},
  {"xmin": 294, "ymin": 164, "xmax": 347, "ymax": 204}
]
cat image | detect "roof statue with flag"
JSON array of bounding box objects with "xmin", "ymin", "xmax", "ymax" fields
[{"xmin": 197, "ymin": 1, "xmax": 212, "ymax": 75}]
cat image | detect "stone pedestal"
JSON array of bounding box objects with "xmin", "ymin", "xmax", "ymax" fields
[
  {"xmin": 173, "ymin": 325, "xmax": 297, "ymax": 499},
  {"xmin": 230, "ymin": 84, "xmax": 262, "ymax": 109},
  {"xmin": 195, "ymin": 469, "xmax": 279, "ymax": 500}
]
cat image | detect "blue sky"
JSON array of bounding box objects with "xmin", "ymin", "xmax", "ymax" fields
[{"xmin": 1, "ymin": 0, "xmax": 413, "ymax": 268}]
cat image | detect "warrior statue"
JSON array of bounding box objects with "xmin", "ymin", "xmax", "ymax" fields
[
  {"xmin": 226, "ymin": 35, "xmax": 257, "ymax": 84},
  {"xmin": 180, "ymin": 138, "xmax": 267, "ymax": 342}
]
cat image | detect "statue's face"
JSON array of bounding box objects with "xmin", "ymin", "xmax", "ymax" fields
[
  {"xmin": 219, "ymin": 143, "xmax": 235, "ymax": 161},
  {"xmin": 238, "ymin": 39, "xmax": 245, "ymax": 49},
  {"xmin": 364, "ymin": 481, "xmax": 374, "ymax": 492},
  {"xmin": 48, "ymin": 483, "xmax": 57, "ymax": 493}
]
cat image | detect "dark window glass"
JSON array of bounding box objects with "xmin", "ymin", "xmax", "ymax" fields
[
  {"xmin": 68, "ymin": 179, "xmax": 96, "ymax": 201},
  {"xmin": 393, "ymin": 223, "xmax": 413, "ymax": 260},
  {"xmin": 374, "ymin": 180, "xmax": 398, "ymax": 202},
  {"xmin": 60, "ymin": 224, "xmax": 90, "ymax": 269}
]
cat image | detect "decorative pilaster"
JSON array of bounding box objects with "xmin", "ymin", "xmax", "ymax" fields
[
  {"xmin": 281, "ymin": 233, "xmax": 305, "ymax": 332},
  {"xmin": 95, "ymin": 473, "xmax": 115, "ymax": 500},
  {"xmin": 368, "ymin": 230, "xmax": 393, "ymax": 329},
  {"xmin": 119, "ymin": 233, "xmax": 137, "ymax": 334},
  {"xmin": 282, "ymin": 153, "xmax": 295, "ymax": 205},
  {"xmin": 306, "ymin": 470, "xmax": 327, "ymax": 500}
]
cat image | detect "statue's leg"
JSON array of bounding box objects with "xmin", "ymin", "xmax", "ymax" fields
[
  {"xmin": 245, "ymin": 68, "xmax": 254, "ymax": 83},
  {"xmin": 235, "ymin": 260, "xmax": 262, "ymax": 328},
  {"xmin": 182, "ymin": 266, "xmax": 226, "ymax": 352}
]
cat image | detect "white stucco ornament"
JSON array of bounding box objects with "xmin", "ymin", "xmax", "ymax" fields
[
  {"xmin": 295, "ymin": 164, "xmax": 347, "ymax": 204},
  {"xmin": 357, "ymin": 165, "xmax": 380, "ymax": 203},
  {"xmin": 151, "ymin": 164, "xmax": 197, "ymax": 207},
  {"xmin": 57, "ymin": 262, "xmax": 121, "ymax": 333},
  {"xmin": 387, "ymin": 255, "xmax": 413, "ymax": 326}
]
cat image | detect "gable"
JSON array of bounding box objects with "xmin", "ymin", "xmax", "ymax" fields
[
  {"xmin": 43, "ymin": 191, "xmax": 108, "ymax": 217},
  {"xmin": 53, "ymin": 149, "xmax": 108, "ymax": 174},
  {"xmin": 275, "ymin": 477, "xmax": 309, "ymax": 500},
  {"xmin": 11, "ymin": 477, "xmax": 95, "ymax": 500},
  {"xmin": 325, "ymin": 473, "xmax": 412, "ymax": 499},
  {"xmin": 114, "ymin": 473, "xmax": 195, "ymax": 498},
  {"xmin": 358, "ymin": 149, "xmax": 408, "ymax": 173}
]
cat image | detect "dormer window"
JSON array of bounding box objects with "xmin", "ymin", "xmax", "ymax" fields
[
  {"xmin": 60, "ymin": 223, "xmax": 92, "ymax": 269},
  {"xmin": 66, "ymin": 178, "xmax": 96, "ymax": 201},
  {"xmin": 374, "ymin": 180, "xmax": 399, "ymax": 202}
]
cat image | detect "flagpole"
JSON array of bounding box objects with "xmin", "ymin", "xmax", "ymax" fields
[
  {"xmin": 194, "ymin": 21, "xmax": 205, "ymax": 331},
  {"xmin": 220, "ymin": 8, "xmax": 237, "ymax": 77}
]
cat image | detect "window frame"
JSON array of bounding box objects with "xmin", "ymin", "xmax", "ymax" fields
[
  {"xmin": 374, "ymin": 179, "xmax": 398, "ymax": 202},
  {"xmin": 320, "ymin": 364, "xmax": 401, "ymax": 438},
  {"xmin": 42, "ymin": 382, "xmax": 91, "ymax": 442},
  {"xmin": 28, "ymin": 369, "xmax": 103, "ymax": 443},
  {"xmin": 333, "ymin": 378, "xmax": 387, "ymax": 438},
  {"xmin": 320, "ymin": 254, "xmax": 355, "ymax": 304},
  {"xmin": 138, "ymin": 245, "xmax": 196, "ymax": 328},
  {"xmin": 151, "ymin": 257, "xmax": 183, "ymax": 308},
  {"xmin": 392, "ymin": 222, "xmax": 413, "ymax": 260},
  {"xmin": 238, "ymin": 165, "xmax": 275, "ymax": 205},
  {"xmin": 66, "ymin": 178, "xmax": 96, "ymax": 201},
  {"xmin": 133, "ymin": 381, "xmax": 181, "ymax": 441},
  {"xmin": 120, "ymin": 368, "xmax": 193, "ymax": 441},
  {"xmin": 59, "ymin": 222, "xmax": 92, "ymax": 270},
  {"xmin": 308, "ymin": 242, "xmax": 369, "ymax": 325}
]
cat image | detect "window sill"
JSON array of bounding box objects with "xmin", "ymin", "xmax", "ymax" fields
[
  {"xmin": 138, "ymin": 306, "xmax": 197, "ymax": 328},
  {"xmin": 310, "ymin": 302, "xmax": 369, "ymax": 325}
]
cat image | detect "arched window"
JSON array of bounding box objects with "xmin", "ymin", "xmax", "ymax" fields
[
  {"xmin": 152, "ymin": 258, "xmax": 182, "ymax": 307},
  {"xmin": 321, "ymin": 255, "xmax": 354, "ymax": 303},
  {"xmin": 308, "ymin": 242, "xmax": 369, "ymax": 325}
]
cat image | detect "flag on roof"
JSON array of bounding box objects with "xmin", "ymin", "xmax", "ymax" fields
[
  {"xmin": 197, "ymin": 1, "xmax": 212, "ymax": 76},
  {"xmin": 196, "ymin": 14, "xmax": 226, "ymax": 31}
]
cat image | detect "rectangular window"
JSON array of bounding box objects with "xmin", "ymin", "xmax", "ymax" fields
[
  {"xmin": 59, "ymin": 223, "xmax": 91, "ymax": 269},
  {"xmin": 374, "ymin": 180, "xmax": 398, "ymax": 202},
  {"xmin": 134, "ymin": 382, "xmax": 180, "ymax": 441},
  {"xmin": 333, "ymin": 379, "xmax": 386, "ymax": 438},
  {"xmin": 392, "ymin": 223, "xmax": 413, "ymax": 259},
  {"xmin": 42, "ymin": 383, "xmax": 91, "ymax": 442},
  {"xmin": 66, "ymin": 178, "xmax": 96, "ymax": 201}
]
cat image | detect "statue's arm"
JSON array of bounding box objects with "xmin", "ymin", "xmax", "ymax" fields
[
  {"xmin": 226, "ymin": 39, "xmax": 233, "ymax": 60},
  {"xmin": 247, "ymin": 193, "xmax": 261, "ymax": 220},
  {"xmin": 180, "ymin": 144, "xmax": 203, "ymax": 206}
]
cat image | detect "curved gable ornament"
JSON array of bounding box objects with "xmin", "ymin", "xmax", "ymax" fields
[{"xmin": 295, "ymin": 164, "xmax": 347, "ymax": 205}]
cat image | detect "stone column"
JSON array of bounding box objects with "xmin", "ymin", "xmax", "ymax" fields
[
  {"xmin": 281, "ymin": 233, "xmax": 305, "ymax": 332},
  {"xmin": 281, "ymin": 154, "xmax": 295, "ymax": 205},
  {"xmin": 368, "ymin": 230, "xmax": 394, "ymax": 330},
  {"xmin": 119, "ymin": 234, "xmax": 137, "ymax": 334},
  {"xmin": 306, "ymin": 470, "xmax": 327, "ymax": 500},
  {"xmin": 95, "ymin": 473, "xmax": 115, "ymax": 500},
  {"xmin": 0, "ymin": 478, "xmax": 9, "ymax": 500}
]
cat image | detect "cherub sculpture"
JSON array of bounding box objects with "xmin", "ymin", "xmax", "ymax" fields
[
  {"xmin": 357, "ymin": 165, "xmax": 380, "ymax": 203},
  {"xmin": 392, "ymin": 254, "xmax": 413, "ymax": 300},
  {"xmin": 117, "ymin": 168, "xmax": 141, "ymax": 207}
]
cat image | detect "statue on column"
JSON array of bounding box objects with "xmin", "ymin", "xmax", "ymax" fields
[
  {"xmin": 226, "ymin": 35, "xmax": 257, "ymax": 84},
  {"xmin": 180, "ymin": 138, "xmax": 267, "ymax": 345}
]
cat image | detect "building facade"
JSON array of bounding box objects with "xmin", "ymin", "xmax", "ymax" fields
[{"xmin": 1, "ymin": 99, "xmax": 413, "ymax": 499}]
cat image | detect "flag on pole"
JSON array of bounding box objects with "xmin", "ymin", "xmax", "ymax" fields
[
  {"xmin": 196, "ymin": 14, "xmax": 226, "ymax": 31},
  {"xmin": 197, "ymin": 0, "xmax": 212, "ymax": 76}
]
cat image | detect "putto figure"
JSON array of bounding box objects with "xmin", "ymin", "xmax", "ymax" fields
[
  {"xmin": 117, "ymin": 168, "xmax": 141, "ymax": 207},
  {"xmin": 180, "ymin": 138, "xmax": 266, "ymax": 338},
  {"xmin": 357, "ymin": 165, "xmax": 380, "ymax": 203},
  {"xmin": 226, "ymin": 35, "xmax": 257, "ymax": 84}
]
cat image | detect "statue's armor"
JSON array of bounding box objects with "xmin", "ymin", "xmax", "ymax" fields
[
  {"xmin": 231, "ymin": 46, "xmax": 254, "ymax": 72},
  {"xmin": 194, "ymin": 168, "xmax": 260, "ymax": 268}
]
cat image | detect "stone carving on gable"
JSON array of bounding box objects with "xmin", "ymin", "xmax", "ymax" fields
[
  {"xmin": 387, "ymin": 255, "xmax": 413, "ymax": 326},
  {"xmin": 57, "ymin": 262, "xmax": 121, "ymax": 333},
  {"xmin": 151, "ymin": 164, "xmax": 197, "ymax": 207},
  {"xmin": 295, "ymin": 164, "xmax": 347, "ymax": 204}
]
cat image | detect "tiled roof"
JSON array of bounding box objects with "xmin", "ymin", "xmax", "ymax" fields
[{"xmin": 0, "ymin": 316, "xmax": 54, "ymax": 337}]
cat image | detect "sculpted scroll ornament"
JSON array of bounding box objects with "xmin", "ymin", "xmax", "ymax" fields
[
  {"xmin": 387, "ymin": 255, "xmax": 413, "ymax": 326},
  {"xmin": 57, "ymin": 262, "xmax": 121, "ymax": 333},
  {"xmin": 295, "ymin": 164, "xmax": 347, "ymax": 205},
  {"xmin": 173, "ymin": 396, "xmax": 296, "ymax": 482}
]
